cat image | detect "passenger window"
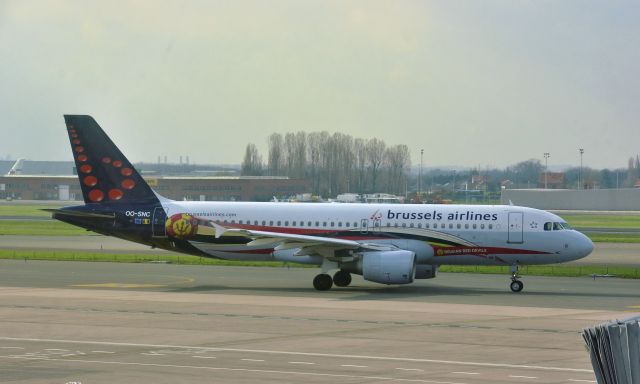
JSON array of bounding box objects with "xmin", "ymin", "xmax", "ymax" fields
[
  {"xmin": 480, "ymin": 224, "xmax": 485, "ymax": 229},
  {"xmin": 292, "ymin": 221, "xmax": 296, "ymax": 226},
  {"xmin": 441, "ymin": 223, "xmax": 445, "ymax": 229},
  {"xmin": 299, "ymin": 221, "xmax": 304, "ymax": 227},
  {"xmin": 425, "ymin": 223, "xmax": 430, "ymax": 229},
  {"xmin": 308, "ymin": 221, "xmax": 312, "ymax": 226},
  {"xmin": 261, "ymin": 220, "xmax": 266, "ymax": 226},
  {"xmin": 269, "ymin": 220, "xmax": 273, "ymax": 226},
  {"xmin": 448, "ymin": 223, "xmax": 453, "ymax": 229},
  {"xmin": 338, "ymin": 222, "xmax": 342, "ymax": 227},
  {"xmin": 456, "ymin": 223, "xmax": 461, "ymax": 229},
  {"xmin": 418, "ymin": 223, "xmax": 422, "ymax": 228},
  {"xmin": 346, "ymin": 222, "xmax": 350, "ymax": 228},
  {"xmin": 354, "ymin": 222, "xmax": 358, "ymax": 228},
  {"xmin": 276, "ymin": 221, "xmax": 281, "ymax": 226},
  {"xmin": 331, "ymin": 222, "xmax": 334, "ymax": 227},
  {"xmin": 284, "ymin": 221, "xmax": 288, "ymax": 226},
  {"xmin": 465, "ymin": 223, "xmax": 469, "ymax": 229},
  {"xmin": 323, "ymin": 222, "xmax": 327, "ymax": 227},
  {"xmin": 488, "ymin": 224, "xmax": 493, "ymax": 230},
  {"xmin": 410, "ymin": 223, "xmax": 414, "ymax": 228},
  {"xmin": 402, "ymin": 223, "xmax": 406, "ymax": 228},
  {"xmin": 394, "ymin": 223, "xmax": 399, "ymax": 228},
  {"xmin": 473, "ymin": 223, "xmax": 477, "ymax": 229},
  {"xmin": 315, "ymin": 221, "xmax": 319, "ymax": 226}
]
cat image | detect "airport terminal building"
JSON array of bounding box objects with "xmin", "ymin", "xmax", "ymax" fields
[{"xmin": 0, "ymin": 160, "xmax": 310, "ymax": 202}]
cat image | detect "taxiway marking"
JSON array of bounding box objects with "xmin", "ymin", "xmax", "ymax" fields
[
  {"xmin": 0, "ymin": 336, "xmax": 592, "ymax": 373},
  {"xmin": 0, "ymin": 355, "xmax": 469, "ymax": 384}
]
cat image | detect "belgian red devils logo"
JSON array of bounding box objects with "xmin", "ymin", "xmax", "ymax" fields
[{"xmin": 370, "ymin": 209, "xmax": 382, "ymax": 221}]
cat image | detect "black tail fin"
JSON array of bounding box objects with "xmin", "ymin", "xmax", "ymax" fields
[{"xmin": 64, "ymin": 115, "xmax": 160, "ymax": 205}]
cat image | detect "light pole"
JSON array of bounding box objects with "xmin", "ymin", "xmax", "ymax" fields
[
  {"xmin": 419, "ymin": 149, "xmax": 424, "ymax": 199},
  {"xmin": 543, "ymin": 152, "xmax": 550, "ymax": 189},
  {"xmin": 578, "ymin": 148, "xmax": 584, "ymax": 189}
]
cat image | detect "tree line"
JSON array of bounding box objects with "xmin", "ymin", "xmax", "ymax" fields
[{"xmin": 241, "ymin": 132, "xmax": 411, "ymax": 197}]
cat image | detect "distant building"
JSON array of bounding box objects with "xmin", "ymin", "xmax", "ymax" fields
[
  {"xmin": 538, "ymin": 172, "xmax": 565, "ymax": 189},
  {"xmin": 0, "ymin": 175, "xmax": 310, "ymax": 202}
]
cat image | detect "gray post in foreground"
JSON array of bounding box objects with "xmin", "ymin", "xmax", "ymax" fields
[{"xmin": 582, "ymin": 315, "xmax": 640, "ymax": 383}]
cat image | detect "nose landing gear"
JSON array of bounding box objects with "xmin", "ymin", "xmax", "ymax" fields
[{"xmin": 509, "ymin": 265, "xmax": 524, "ymax": 292}]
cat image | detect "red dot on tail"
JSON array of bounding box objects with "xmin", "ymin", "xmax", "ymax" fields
[
  {"xmin": 77, "ymin": 154, "xmax": 88, "ymax": 162},
  {"xmin": 108, "ymin": 189, "xmax": 123, "ymax": 200},
  {"xmin": 80, "ymin": 164, "xmax": 92, "ymax": 174},
  {"xmin": 102, "ymin": 157, "xmax": 112, "ymax": 164},
  {"xmin": 121, "ymin": 179, "xmax": 136, "ymax": 189},
  {"xmin": 72, "ymin": 139, "xmax": 81, "ymax": 145},
  {"xmin": 74, "ymin": 146, "xmax": 84, "ymax": 153},
  {"xmin": 83, "ymin": 175, "xmax": 98, "ymax": 187},
  {"xmin": 121, "ymin": 167, "xmax": 133, "ymax": 176},
  {"xmin": 71, "ymin": 134, "xmax": 78, "ymax": 138},
  {"xmin": 88, "ymin": 189, "xmax": 104, "ymax": 202},
  {"xmin": 112, "ymin": 160, "xmax": 122, "ymax": 168}
]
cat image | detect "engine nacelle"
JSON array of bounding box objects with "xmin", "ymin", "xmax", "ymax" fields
[{"xmin": 361, "ymin": 250, "xmax": 416, "ymax": 285}]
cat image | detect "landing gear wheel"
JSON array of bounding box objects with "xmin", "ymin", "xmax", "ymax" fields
[
  {"xmin": 510, "ymin": 280, "xmax": 524, "ymax": 292},
  {"xmin": 333, "ymin": 270, "xmax": 352, "ymax": 287},
  {"xmin": 313, "ymin": 274, "xmax": 333, "ymax": 291}
]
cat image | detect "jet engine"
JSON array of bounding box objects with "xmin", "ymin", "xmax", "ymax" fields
[{"xmin": 343, "ymin": 250, "xmax": 416, "ymax": 285}]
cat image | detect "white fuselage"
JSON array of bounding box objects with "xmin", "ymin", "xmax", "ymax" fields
[{"xmin": 159, "ymin": 201, "xmax": 594, "ymax": 267}]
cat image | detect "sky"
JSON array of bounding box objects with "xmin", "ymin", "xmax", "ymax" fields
[{"xmin": 0, "ymin": 0, "xmax": 638, "ymax": 169}]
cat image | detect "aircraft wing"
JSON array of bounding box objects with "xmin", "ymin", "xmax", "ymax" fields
[{"xmin": 209, "ymin": 222, "xmax": 394, "ymax": 258}]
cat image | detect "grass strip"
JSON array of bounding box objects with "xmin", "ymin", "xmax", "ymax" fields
[
  {"xmin": 0, "ymin": 220, "xmax": 89, "ymax": 236},
  {"xmin": 0, "ymin": 205, "xmax": 65, "ymax": 217},
  {"xmin": 562, "ymin": 214, "xmax": 640, "ymax": 229},
  {"xmin": 439, "ymin": 265, "xmax": 640, "ymax": 279},
  {"xmin": 586, "ymin": 233, "xmax": 640, "ymax": 243}
]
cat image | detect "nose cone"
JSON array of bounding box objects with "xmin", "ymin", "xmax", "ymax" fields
[{"xmin": 576, "ymin": 232, "xmax": 594, "ymax": 259}]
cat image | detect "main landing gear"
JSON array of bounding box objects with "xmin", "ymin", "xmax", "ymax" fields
[
  {"xmin": 509, "ymin": 265, "xmax": 524, "ymax": 293},
  {"xmin": 313, "ymin": 270, "xmax": 352, "ymax": 291}
]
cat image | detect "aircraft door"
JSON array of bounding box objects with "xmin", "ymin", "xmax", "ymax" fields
[
  {"xmin": 152, "ymin": 207, "xmax": 167, "ymax": 238},
  {"xmin": 507, "ymin": 212, "xmax": 524, "ymax": 244}
]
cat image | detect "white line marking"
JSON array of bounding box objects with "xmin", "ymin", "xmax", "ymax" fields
[
  {"xmin": 0, "ymin": 355, "xmax": 468, "ymax": 384},
  {"xmin": 242, "ymin": 359, "xmax": 265, "ymax": 362},
  {"xmin": 91, "ymin": 350, "xmax": 115, "ymax": 354},
  {"xmin": 509, "ymin": 375, "xmax": 538, "ymax": 379},
  {"xmin": 396, "ymin": 368, "xmax": 424, "ymax": 372},
  {"xmin": 0, "ymin": 347, "xmax": 24, "ymax": 349},
  {"xmin": 289, "ymin": 361, "xmax": 315, "ymax": 365},
  {"xmin": 567, "ymin": 380, "xmax": 596, "ymax": 383},
  {"xmin": 45, "ymin": 348, "xmax": 69, "ymax": 351},
  {"xmin": 192, "ymin": 356, "xmax": 216, "ymax": 359},
  {"xmin": 0, "ymin": 336, "xmax": 591, "ymax": 373},
  {"xmin": 342, "ymin": 364, "xmax": 368, "ymax": 368},
  {"xmin": 141, "ymin": 352, "xmax": 165, "ymax": 356},
  {"xmin": 452, "ymin": 372, "xmax": 480, "ymax": 375}
]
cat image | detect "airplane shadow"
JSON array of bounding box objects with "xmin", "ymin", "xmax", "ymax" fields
[{"xmin": 168, "ymin": 283, "xmax": 639, "ymax": 302}]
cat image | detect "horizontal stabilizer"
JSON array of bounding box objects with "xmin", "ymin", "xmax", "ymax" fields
[{"xmin": 42, "ymin": 208, "xmax": 115, "ymax": 220}]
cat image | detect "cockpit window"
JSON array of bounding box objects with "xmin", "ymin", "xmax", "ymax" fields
[
  {"xmin": 553, "ymin": 222, "xmax": 562, "ymax": 231},
  {"xmin": 544, "ymin": 222, "xmax": 552, "ymax": 231},
  {"xmin": 560, "ymin": 222, "xmax": 572, "ymax": 230}
]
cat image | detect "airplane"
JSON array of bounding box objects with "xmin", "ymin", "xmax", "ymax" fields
[{"xmin": 49, "ymin": 115, "xmax": 594, "ymax": 292}]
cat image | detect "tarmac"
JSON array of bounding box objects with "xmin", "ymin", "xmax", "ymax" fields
[{"xmin": 0, "ymin": 260, "xmax": 639, "ymax": 383}]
